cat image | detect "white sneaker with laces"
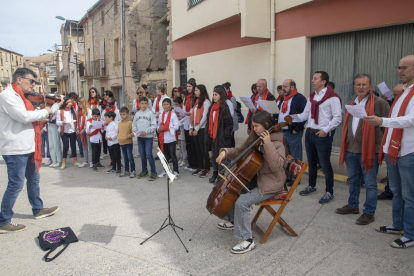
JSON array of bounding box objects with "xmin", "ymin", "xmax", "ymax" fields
[
  {"xmin": 217, "ymin": 221, "xmax": 234, "ymax": 230},
  {"xmin": 231, "ymin": 239, "xmax": 255, "ymax": 254},
  {"xmin": 51, "ymin": 162, "xmax": 61, "ymax": 168},
  {"xmin": 49, "ymin": 162, "xmax": 57, "ymax": 167},
  {"xmin": 158, "ymin": 171, "xmax": 166, "ymax": 178},
  {"xmin": 44, "ymin": 159, "xmax": 53, "ymax": 166},
  {"xmin": 173, "ymin": 171, "xmax": 179, "ymax": 179},
  {"xmin": 79, "ymin": 162, "xmax": 88, "ymax": 168}
]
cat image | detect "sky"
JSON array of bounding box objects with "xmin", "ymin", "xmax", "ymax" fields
[{"xmin": 0, "ymin": 0, "xmax": 98, "ymax": 57}]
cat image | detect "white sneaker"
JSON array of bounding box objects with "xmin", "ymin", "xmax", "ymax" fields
[
  {"xmin": 60, "ymin": 163, "xmax": 66, "ymax": 170},
  {"xmin": 44, "ymin": 159, "xmax": 53, "ymax": 166},
  {"xmin": 184, "ymin": 166, "xmax": 191, "ymax": 171},
  {"xmin": 173, "ymin": 171, "xmax": 179, "ymax": 179},
  {"xmin": 134, "ymin": 153, "xmax": 140, "ymax": 158},
  {"xmin": 51, "ymin": 162, "xmax": 61, "ymax": 168},
  {"xmin": 231, "ymin": 239, "xmax": 255, "ymax": 254},
  {"xmin": 217, "ymin": 221, "xmax": 234, "ymax": 230},
  {"xmin": 158, "ymin": 171, "xmax": 166, "ymax": 178},
  {"xmin": 49, "ymin": 162, "xmax": 57, "ymax": 167},
  {"xmin": 79, "ymin": 162, "xmax": 88, "ymax": 168}
]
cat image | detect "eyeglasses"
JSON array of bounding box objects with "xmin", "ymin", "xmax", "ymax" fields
[
  {"xmin": 21, "ymin": 77, "xmax": 36, "ymax": 84},
  {"xmin": 396, "ymin": 65, "xmax": 414, "ymax": 72}
]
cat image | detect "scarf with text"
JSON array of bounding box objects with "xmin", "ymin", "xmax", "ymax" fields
[
  {"xmin": 281, "ymin": 89, "xmax": 298, "ymax": 114},
  {"xmin": 309, "ymin": 87, "xmax": 341, "ymax": 125},
  {"xmin": 379, "ymin": 84, "xmax": 414, "ymax": 165},
  {"xmin": 87, "ymin": 119, "xmax": 102, "ymax": 137},
  {"xmin": 190, "ymin": 98, "xmax": 204, "ymax": 128},
  {"xmin": 60, "ymin": 108, "xmax": 76, "ymax": 136},
  {"xmin": 155, "ymin": 93, "xmax": 166, "ymax": 113},
  {"xmin": 159, "ymin": 111, "xmax": 172, "ymax": 152},
  {"xmin": 339, "ymin": 92, "xmax": 376, "ymax": 172},
  {"xmin": 208, "ymin": 102, "xmax": 221, "ymax": 142},
  {"xmin": 12, "ymin": 83, "xmax": 43, "ymax": 171}
]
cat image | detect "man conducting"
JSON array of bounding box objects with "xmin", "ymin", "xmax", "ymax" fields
[
  {"xmin": 337, "ymin": 74, "xmax": 389, "ymax": 225},
  {"xmin": 364, "ymin": 55, "xmax": 414, "ymax": 249},
  {"xmin": 0, "ymin": 68, "xmax": 62, "ymax": 233}
]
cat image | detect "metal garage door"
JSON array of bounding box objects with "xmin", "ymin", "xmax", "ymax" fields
[{"xmin": 311, "ymin": 22, "xmax": 414, "ymax": 151}]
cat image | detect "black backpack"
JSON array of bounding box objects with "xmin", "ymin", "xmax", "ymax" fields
[{"xmin": 235, "ymin": 100, "xmax": 244, "ymax": 123}]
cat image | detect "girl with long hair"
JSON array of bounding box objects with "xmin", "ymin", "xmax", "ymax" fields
[
  {"xmin": 183, "ymin": 79, "xmax": 197, "ymax": 171},
  {"xmin": 204, "ymin": 85, "xmax": 233, "ymax": 183},
  {"xmin": 215, "ymin": 111, "xmax": 287, "ymax": 254},
  {"xmin": 88, "ymin": 87, "xmax": 101, "ymax": 110},
  {"xmin": 56, "ymin": 97, "xmax": 80, "ymax": 169},
  {"xmin": 189, "ymin": 84, "xmax": 211, "ymax": 178},
  {"xmin": 76, "ymin": 97, "xmax": 92, "ymax": 168}
]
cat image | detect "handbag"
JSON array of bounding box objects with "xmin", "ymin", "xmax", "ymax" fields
[{"xmin": 38, "ymin": 227, "xmax": 78, "ymax": 262}]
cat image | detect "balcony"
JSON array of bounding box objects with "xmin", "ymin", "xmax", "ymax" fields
[
  {"xmin": 83, "ymin": 60, "xmax": 108, "ymax": 79},
  {"xmin": 59, "ymin": 68, "xmax": 68, "ymax": 80},
  {"xmin": 188, "ymin": 0, "xmax": 204, "ymax": 9},
  {"xmin": 0, "ymin": 77, "xmax": 10, "ymax": 84}
]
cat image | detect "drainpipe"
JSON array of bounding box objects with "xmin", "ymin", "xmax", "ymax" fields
[{"xmin": 269, "ymin": 0, "xmax": 275, "ymax": 95}]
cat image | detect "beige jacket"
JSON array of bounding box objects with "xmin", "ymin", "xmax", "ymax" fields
[{"xmin": 222, "ymin": 131, "xmax": 286, "ymax": 195}]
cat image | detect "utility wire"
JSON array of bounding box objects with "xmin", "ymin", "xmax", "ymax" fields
[{"xmin": 137, "ymin": 0, "xmax": 159, "ymax": 12}]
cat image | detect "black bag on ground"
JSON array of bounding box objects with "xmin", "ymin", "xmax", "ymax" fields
[{"xmin": 38, "ymin": 227, "xmax": 78, "ymax": 262}]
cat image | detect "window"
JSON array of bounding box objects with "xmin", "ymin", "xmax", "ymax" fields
[
  {"xmin": 114, "ymin": 38, "xmax": 119, "ymax": 63},
  {"xmin": 101, "ymin": 11, "xmax": 105, "ymax": 25},
  {"xmin": 113, "ymin": 0, "xmax": 118, "ymax": 14},
  {"xmin": 86, "ymin": 22, "xmax": 89, "ymax": 35},
  {"xmin": 188, "ymin": 0, "xmax": 204, "ymax": 9}
]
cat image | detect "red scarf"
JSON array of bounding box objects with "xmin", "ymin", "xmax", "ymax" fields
[
  {"xmin": 105, "ymin": 105, "xmax": 116, "ymax": 112},
  {"xmin": 379, "ymin": 85, "xmax": 414, "ymax": 165},
  {"xmin": 12, "ymin": 83, "xmax": 42, "ymax": 171},
  {"xmin": 208, "ymin": 103, "xmax": 221, "ymax": 142},
  {"xmin": 185, "ymin": 93, "xmax": 192, "ymax": 113},
  {"xmin": 227, "ymin": 91, "xmax": 233, "ymax": 99},
  {"xmin": 276, "ymin": 95, "xmax": 283, "ymax": 103},
  {"xmin": 77, "ymin": 108, "xmax": 87, "ymax": 147},
  {"xmin": 60, "ymin": 108, "xmax": 76, "ymax": 136},
  {"xmin": 72, "ymin": 102, "xmax": 77, "ymax": 111},
  {"xmin": 87, "ymin": 119, "xmax": 102, "ymax": 137},
  {"xmin": 190, "ymin": 98, "xmax": 204, "ymax": 128},
  {"xmin": 155, "ymin": 93, "xmax": 165, "ymax": 113},
  {"xmin": 89, "ymin": 98, "xmax": 98, "ymax": 108},
  {"xmin": 281, "ymin": 89, "xmax": 298, "ymax": 114},
  {"xmin": 310, "ymin": 87, "xmax": 341, "ymax": 124},
  {"xmin": 245, "ymin": 94, "xmax": 256, "ymax": 124},
  {"xmin": 339, "ymin": 92, "xmax": 376, "ymax": 172},
  {"xmin": 102, "ymin": 99, "xmax": 106, "ymax": 106},
  {"xmin": 135, "ymin": 99, "xmax": 141, "ymax": 110},
  {"xmin": 159, "ymin": 111, "xmax": 172, "ymax": 152}
]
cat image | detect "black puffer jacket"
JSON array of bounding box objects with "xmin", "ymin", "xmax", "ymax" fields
[{"xmin": 204, "ymin": 105, "xmax": 234, "ymax": 153}]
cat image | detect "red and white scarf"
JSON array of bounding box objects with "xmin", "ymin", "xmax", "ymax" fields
[{"xmin": 159, "ymin": 111, "xmax": 172, "ymax": 152}]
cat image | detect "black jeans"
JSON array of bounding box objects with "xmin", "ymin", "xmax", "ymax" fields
[
  {"xmin": 163, "ymin": 142, "xmax": 178, "ymax": 173},
  {"xmin": 61, "ymin": 132, "xmax": 77, "ymax": 159},
  {"xmin": 108, "ymin": 143, "xmax": 121, "ymax": 171},
  {"xmin": 185, "ymin": 129, "xmax": 196, "ymax": 169},
  {"xmin": 102, "ymin": 131, "xmax": 108, "ymax": 154},
  {"xmin": 91, "ymin": 142, "xmax": 101, "ymax": 165},
  {"xmin": 231, "ymin": 131, "xmax": 235, "ymax": 148},
  {"xmin": 192, "ymin": 128, "xmax": 210, "ymax": 171}
]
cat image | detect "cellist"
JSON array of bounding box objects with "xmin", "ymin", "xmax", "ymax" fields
[{"xmin": 215, "ymin": 111, "xmax": 287, "ymax": 254}]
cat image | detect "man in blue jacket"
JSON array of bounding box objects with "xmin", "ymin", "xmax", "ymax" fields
[{"xmin": 278, "ymin": 79, "xmax": 307, "ymax": 186}]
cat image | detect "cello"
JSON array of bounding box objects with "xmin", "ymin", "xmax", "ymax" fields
[{"xmin": 189, "ymin": 115, "xmax": 292, "ymax": 241}]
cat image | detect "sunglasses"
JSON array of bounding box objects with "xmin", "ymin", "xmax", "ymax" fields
[
  {"xmin": 137, "ymin": 92, "xmax": 143, "ymax": 95},
  {"xmin": 103, "ymin": 94, "xmax": 107, "ymax": 96},
  {"xmin": 22, "ymin": 77, "xmax": 36, "ymax": 84}
]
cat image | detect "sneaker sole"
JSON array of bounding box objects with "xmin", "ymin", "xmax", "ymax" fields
[
  {"xmin": 0, "ymin": 227, "xmax": 27, "ymax": 234},
  {"xmin": 34, "ymin": 207, "xmax": 59, "ymax": 220},
  {"xmin": 375, "ymin": 228, "xmax": 404, "ymax": 235},
  {"xmin": 148, "ymin": 177, "xmax": 158, "ymax": 181},
  {"xmin": 299, "ymin": 190, "xmax": 317, "ymax": 196},
  {"xmin": 217, "ymin": 225, "xmax": 234, "ymax": 231},
  {"xmin": 319, "ymin": 198, "xmax": 334, "ymax": 204},
  {"xmin": 335, "ymin": 210, "xmax": 360, "ymax": 214},
  {"xmin": 231, "ymin": 243, "xmax": 256, "ymax": 254}
]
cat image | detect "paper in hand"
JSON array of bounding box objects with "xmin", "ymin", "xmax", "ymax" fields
[
  {"xmin": 290, "ymin": 114, "xmax": 302, "ymax": 122},
  {"xmin": 345, "ymin": 104, "xmax": 367, "ymax": 119},
  {"xmin": 66, "ymin": 119, "xmax": 77, "ymax": 124},
  {"xmin": 91, "ymin": 120, "xmax": 104, "ymax": 129},
  {"xmin": 174, "ymin": 106, "xmax": 186, "ymax": 117},
  {"xmin": 239, "ymin": 96, "xmax": 256, "ymax": 109},
  {"xmin": 377, "ymin": 81, "xmax": 393, "ymax": 101},
  {"xmin": 134, "ymin": 130, "xmax": 144, "ymax": 137},
  {"xmin": 257, "ymin": 100, "xmax": 280, "ymax": 114}
]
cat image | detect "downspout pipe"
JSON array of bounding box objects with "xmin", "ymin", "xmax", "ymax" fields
[
  {"xmin": 120, "ymin": 0, "xmax": 125, "ymax": 107},
  {"xmin": 269, "ymin": 0, "xmax": 275, "ymax": 95}
]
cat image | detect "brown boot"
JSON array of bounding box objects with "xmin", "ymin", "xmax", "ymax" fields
[
  {"xmin": 335, "ymin": 205, "xmax": 360, "ymax": 214},
  {"xmin": 356, "ymin": 213, "xmax": 375, "ymax": 225}
]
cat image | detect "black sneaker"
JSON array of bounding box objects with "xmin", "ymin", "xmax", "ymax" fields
[
  {"xmin": 107, "ymin": 169, "xmax": 115, "ymax": 174},
  {"xmin": 209, "ymin": 171, "xmax": 218, "ymax": 183},
  {"xmin": 319, "ymin": 192, "xmax": 334, "ymax": 204},
  {"xmin": 199, "ymin": 170, "xmax": 211, "ymax": 178},
  {"xmin": 299, "ymin": 185, "xmax": 317, "ymax": 196},
  {"xmin": 116, "ymin": 170, "xmax": 121, "ymax": 174},
  {"xmin": 80, "ymin": 152, "xmax": 84, "ymax": 158},
  {"xmin": 148, "ymin": 172, "xmax": 158, "ymax": 181},
  {"xmin": 96, "ymin": 162, "xmax": 105, "ymax": 168},
  {"xmin": 192, "ymin": 169, "xmax": 202, "ymax": 176},
  {"xmin": 137, "ymin": 171, "xmax": 149, "ymax": 179},
  {"xmin": 93, "ymin": 166, "xmax": 98, "ymax": 172}
]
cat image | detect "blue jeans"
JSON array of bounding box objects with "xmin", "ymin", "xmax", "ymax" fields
[
  {"xmin": 120, "ymin": 144, "xmax": 135, "ymax": 172},
  {"xmin": 138, "ymin": 137, "xmax": 156, "ymax": 173},
  {"xmin": 41, "ymin": 132, "xmax": 50, "ymax": 158},
  {"xmin": 345, "ymin": 152, "xmax": 379, "ymax": 215},
  {"xmin": 385, "ymin": 153, "xmax": 414, "ymax": 240},
  {"xmin": 283, "ymin": 130, "xmax": 303, "ymax": 181},
  {"xmin": 305, "ymin": 129, "xmax": 334, "ymax": 194},
  {"xmin": 77, "ymin": 136, "xmax": 83, "ymax": 154},
  {"xmin": 0, "ymin": 153, "xmax": 43, "ymax": 226}
]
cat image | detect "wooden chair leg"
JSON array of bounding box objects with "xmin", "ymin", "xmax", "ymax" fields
[{"xmin": 278, "ymin": 216, "xmax": 298, "ymax": 237}]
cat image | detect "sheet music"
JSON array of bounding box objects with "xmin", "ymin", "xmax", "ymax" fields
[
  {"xmin": 134, "ymin": 130, "xmax": 144, "ymax": 137},
  {"xmin": 257, "ymin": 100, "xmax": 280, "ymax": 114},
  {"xmin": 91, "ymin": 120, "xmax": 104, "ymax": 129},
  {"xmin": 157, "ymin": 148, "xmax": 176, "ymax": 182},
  {"xmin": 377, "ymin": 81, "xmax": 393, "ymax": 101},
  {"xmin": 174, "ymin": 106, "xmax": 186, "ymax": 117},
  {"xmin": 239, "ymin": 96, "xmax": 256, "ymax": 109},
  {"xmin": 345, "ymin": 104, "xmax": 367, "ymax": 119}
]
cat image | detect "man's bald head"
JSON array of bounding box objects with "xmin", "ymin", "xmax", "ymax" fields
[
  {"xmin": 282, "ymin": 79, "xmax": 296, "ymax": 96},
  {"xmin": 393, "ymin": 83, "xmax": 404, "ymax": 98},
  {"xmin": 256, "ymin": 78, "xmax": 268, "ymax": 96},
  {"xmin": 398, "ymin": 55, "xmax": 414, "ymax": 85}
]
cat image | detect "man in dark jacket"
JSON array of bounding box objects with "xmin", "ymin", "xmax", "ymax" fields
[
  {"xmin": 247, "ymin": 79, "xmax": 276, "ymax": 133},
  {"xmin": 277, "ymin": 79, "xmax": 307, "ymax": 185}
]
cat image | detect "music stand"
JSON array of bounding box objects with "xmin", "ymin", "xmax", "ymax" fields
[{"xmin": 140, "ymin": 148, "xmax": 189, "ymax": 253}]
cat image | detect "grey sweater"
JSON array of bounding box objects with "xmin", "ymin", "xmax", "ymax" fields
[{"xmin": 132, "ymin": 108, "xmax": 156, "ymax": 138}]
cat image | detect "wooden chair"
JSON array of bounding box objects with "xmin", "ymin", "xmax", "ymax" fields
[{"xmin": 251, "ymin": 158, "xmax": 308, "ymax": 244}]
